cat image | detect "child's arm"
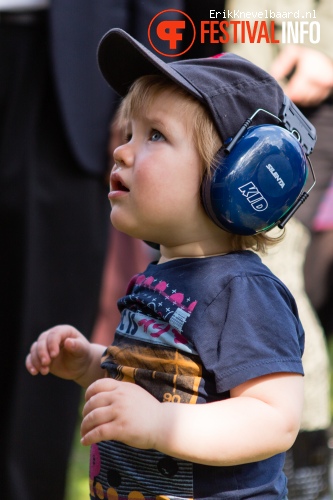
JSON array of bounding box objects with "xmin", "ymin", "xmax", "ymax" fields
[
  {"xmin": 25, "ymin": 325, "xmax": 106, "ymax": 388},
  {"xmin": 80, "ymin": 372, "xmax": 303, "ymax": 466}
]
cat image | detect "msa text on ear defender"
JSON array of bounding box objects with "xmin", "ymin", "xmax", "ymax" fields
[{"xmin": 201, "ymin": 95, "xmax": 317, "ymax": 236}]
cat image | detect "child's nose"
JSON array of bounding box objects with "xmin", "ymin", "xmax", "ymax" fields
[{"xmin": 113, "ymin": 142, "xmax": 134, "ymax": 168}]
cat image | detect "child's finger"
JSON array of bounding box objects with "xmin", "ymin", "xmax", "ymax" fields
[
  {"xmin": 25, "ymin": 342, "xmax": 50, "ymax": 375},
  {"xmin": 25, "ymin": 350, "xmax": 39, "ymax": 375},
  {"xmin": 26, "ymin": 328, "xmax": 63, "ymax": 374},
  {"xmin": 33, "ymin": 324, "xmax": 78, "ymax": 362},
  {"xmin": 84, "ymin": 378, "xmax": 118, "ymax": 402}
]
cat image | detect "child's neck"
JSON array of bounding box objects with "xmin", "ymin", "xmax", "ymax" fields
[{"xmin": 159, "ymin": 239, "xmax": 235, "ymax": 264}]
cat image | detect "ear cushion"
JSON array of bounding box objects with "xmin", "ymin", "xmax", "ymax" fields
[{"xmin": 201, "ymin": 124, "xmax": 308, "ymax": 235}]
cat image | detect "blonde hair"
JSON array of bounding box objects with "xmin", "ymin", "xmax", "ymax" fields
[{"xmin": 117, "ymin": 74, "xmax": 284, "ymax": 253}]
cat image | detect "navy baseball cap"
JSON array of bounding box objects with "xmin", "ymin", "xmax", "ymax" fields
[{"xmin": 97, "ymin": 28, "xmax": 285, "ymax": 144}]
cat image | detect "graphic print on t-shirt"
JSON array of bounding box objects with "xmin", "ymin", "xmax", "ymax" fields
[
  {"xmin": 123, "ymin": 272, "xmax": 198, "ymax": 334},
  {"xmin": 103, "ymin": 333, "xmax": 202, "ymax": 404},
  {"xmin": 90, "ymin": 273, "xmax": 201, "ymax": 499},
  {"xmin": 102, "ymin": 272, "xmax": 202, "ymax": 404}
]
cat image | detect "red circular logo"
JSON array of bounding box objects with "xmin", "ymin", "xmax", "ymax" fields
[{"xmin": 148, "ymin": 9, "xmax": 196, "ymax": 58}]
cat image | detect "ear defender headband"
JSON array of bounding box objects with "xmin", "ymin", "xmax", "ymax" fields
[
  {"xmin": 97, "ymin": 28, "xmax": 317, "ymax": 238},
  {"xmin": 201, "ymin": 95, "xmax": 317, "ymax": 235}
]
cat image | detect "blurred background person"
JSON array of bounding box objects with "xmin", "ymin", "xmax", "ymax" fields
[
  {"xmin": 0, "ymin": 1, "xmax": 183, "ymax": 499},
  {"xmin": 225, "ymin": 0, "xmax": 333, "ymax": 497}
]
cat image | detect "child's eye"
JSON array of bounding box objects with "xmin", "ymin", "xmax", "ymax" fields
[{"xmin": 150, "ymin": 129, "xmax": 164, "ymax": 142}]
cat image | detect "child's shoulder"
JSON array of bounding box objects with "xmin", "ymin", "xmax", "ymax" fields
[
  {"xmin": 204, "ymin": 250, "xmax": 276, "ymax": 278},
  {"xmin": 147, "ymin": 250, "xmax": 280, "ymax": 286}
]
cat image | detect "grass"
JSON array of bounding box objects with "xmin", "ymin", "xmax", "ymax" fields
[{"xmin": 65, "ymin": 398, "xmax": 90, "ymax": 500}]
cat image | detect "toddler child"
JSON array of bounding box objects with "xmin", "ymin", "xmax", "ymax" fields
[{"xmin": 26, "ymin": 28, "xmax": 316, "ymax": 499}]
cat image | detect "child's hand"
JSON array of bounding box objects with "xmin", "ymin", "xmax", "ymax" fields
[
  {"xmin": 25, "ymin": 324, "xmax": 91, "ymax": 382},
  {"xmin": 81, "ymin": 378, "xmax": 161, "ymax": 449}
]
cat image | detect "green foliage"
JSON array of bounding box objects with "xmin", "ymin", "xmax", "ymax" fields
[{"xmin": 65, "ymin": 401, "xmax": 90, "ymax": 500}]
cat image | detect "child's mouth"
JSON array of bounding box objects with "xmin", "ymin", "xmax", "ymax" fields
[
  {"xmin": 111, "ymin": 171, "xmax": 130, "ymax": 192},
  {"xmin": 114, "ymin": 180, "xmax": 129, "ymax": 192}
]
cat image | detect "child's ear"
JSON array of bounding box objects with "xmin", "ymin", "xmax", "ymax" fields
[{"xmin": 201, "ymin": 125, "xmax": 308, "ymax": 236}]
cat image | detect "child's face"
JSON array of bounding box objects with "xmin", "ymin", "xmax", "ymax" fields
[{"xmin": 109, "ymin": 89, "xmax": 213, "ymax": 247}]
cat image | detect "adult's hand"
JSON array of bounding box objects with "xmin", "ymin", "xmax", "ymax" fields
[{"xmin": 270, "ymin": 45, "xmax": 333, "ymax": 107}]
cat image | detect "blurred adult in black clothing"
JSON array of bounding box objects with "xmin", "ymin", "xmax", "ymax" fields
[{"xmin": 0, "ymin": 1, "xmax": 182, "ymax": 498}]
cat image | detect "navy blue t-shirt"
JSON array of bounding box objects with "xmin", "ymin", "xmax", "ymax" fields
[{"xmin": 89, "ymin": 251, "xmax": 304, "ymax": 499}]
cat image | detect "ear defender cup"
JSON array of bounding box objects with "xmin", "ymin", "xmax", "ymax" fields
[{"xmin": 201, "ymin": 124, "xmax": 308, "ymax": 235}]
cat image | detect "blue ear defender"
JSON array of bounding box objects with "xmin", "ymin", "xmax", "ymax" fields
[{"xmin": 201, "ymin": 96, "xmax": 317, "ymax": 235}]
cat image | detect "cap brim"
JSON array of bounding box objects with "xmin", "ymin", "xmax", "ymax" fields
[{"xmin": 97, "ymin": 28, "xmax": 203, "ymax": 100}]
